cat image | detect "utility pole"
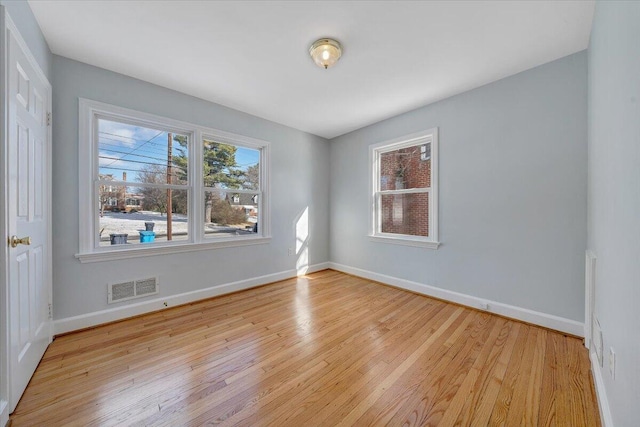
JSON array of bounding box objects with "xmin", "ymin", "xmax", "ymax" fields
[{"xmin": 167, "ymin": 133, "xmax": 173, "ymax": 240}]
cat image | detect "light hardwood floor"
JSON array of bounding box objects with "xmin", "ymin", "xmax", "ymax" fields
[{"xmin": 10, "ymin": 270, "xmax": 600, "ymax": 426}]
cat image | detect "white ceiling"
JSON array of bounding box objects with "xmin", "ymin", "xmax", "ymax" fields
[{"xmin": 28, "ymin": 1, "xmax": 594, "ymax": 139}]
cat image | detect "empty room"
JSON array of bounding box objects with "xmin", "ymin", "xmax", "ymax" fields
[{"xmin": 0, "ymin": 0, "xmax": 638, "ymax": 425}]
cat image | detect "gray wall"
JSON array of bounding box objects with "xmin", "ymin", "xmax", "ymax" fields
[
  {"xmin": 52, "ymin": 56, "xmax": 330, "ymax": 320},
  {"xmin": 1, "ymin": 0, "xmax": 51, "ymax": 79},
  {"xmin": 588, "ymin": 2, "xmax": 640, "ymax": 425},
  {"xmin": 330, "ymin": 52, "xmax": 588, "ymax": 321}
]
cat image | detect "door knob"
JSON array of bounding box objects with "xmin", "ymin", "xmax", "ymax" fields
[{"xmin": 8, "ymin": 236, "xmax": 31, "ymax": 248}]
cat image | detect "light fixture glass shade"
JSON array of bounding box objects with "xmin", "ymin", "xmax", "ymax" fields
[{"xmin": 309, "ymin": 38, "xmax": 342, "ymax": 69}]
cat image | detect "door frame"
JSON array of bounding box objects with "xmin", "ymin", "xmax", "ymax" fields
[{"xmin": 0, "ymin": 7, "xmax": 53, "ymax": 424}]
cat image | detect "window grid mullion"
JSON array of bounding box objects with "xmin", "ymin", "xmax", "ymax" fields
[
  {"xmin": 96, "ymin": 181, "xmax": 189, "ymax": 191},
  {"xmin": 190, "ymin": 129, "xmax": 200, "ymax": 244},
  {"xmin": 378, "ymin": 188, "xmax": 430, "ymax": 195},
  {"xmin": 202, "ymin": 187, "xmax": 260, "ymax": 194}
]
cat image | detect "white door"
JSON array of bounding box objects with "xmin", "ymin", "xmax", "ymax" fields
[{"xmin": 4, "ymin": 17, "xmax": 52, "ymax": 413}]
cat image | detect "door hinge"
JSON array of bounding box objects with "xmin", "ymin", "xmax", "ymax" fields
[
  {"xmin": 48, "ymin": 303, "xmax": 52, "ymax": 319},
  {"xmin": 46, "ymin": 112, "xmax": 51, "ymax": 126}
]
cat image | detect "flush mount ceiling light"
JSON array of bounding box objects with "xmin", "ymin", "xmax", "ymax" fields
[{"xmin": 309, "ymin": 38, "xmax": 342, "ymax": 69}]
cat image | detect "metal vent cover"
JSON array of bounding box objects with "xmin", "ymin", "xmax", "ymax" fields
[{"xmin": 108, "ymin": 277, "xmax": 159, "ymax": 304}]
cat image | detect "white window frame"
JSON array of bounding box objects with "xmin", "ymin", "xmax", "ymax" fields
[
  {"xmin": 77, "ymin": 99, "xmax": 271, "ymax": 263},
  {"xmin": 369, "ymin": 128, "xmax": 439, "ymax": 249}
]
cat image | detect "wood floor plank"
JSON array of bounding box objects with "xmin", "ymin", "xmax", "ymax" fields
[
  {"xmin": 335, "ymin": 306, "xmax": 466, "ymax": 426},
  {"xmin": 538, "ymin": 330, "xmax": 562, "ymax": 427},
  {"xmin": 357, "ymin": 310, "xmax": 485, "ymax": 426},
  {"xmin": 309, "ymin": 305, "xmax": 458, "ymax": 426},
  {"xmin": 263, "ymin": 308, "xmax": 472, "ymax": 427},
  {"xmin": 9, "ymin": 270, "xmax": 600, "ymax": 426},
  {"xmin": 503, "ymin": 326, "xmax": 544, "ymax": 427},
  {"xmin": 137, "ymin": 286, "xmax": 426, "ymax": 426},
  {"xmin": 424, "ymin": 316, "xmax": 503, "ymax": 425},
  {"xmin": 567, "ymin": 337, "xmax": 601, "ymax": 426},
  {"xmin": 294, "ymin": 308, "xmax": 471, "ymax": 427},
  {"xmin": 467, "ymin": 322, "xmax": 521, "ymax": 426},
  {"xmin": 413, "ymin": 318, "xmax": 518, "ymax": 427},
  {"xmin": 487, "ymin": 322, "xmax": 532, "ymax": 426}
]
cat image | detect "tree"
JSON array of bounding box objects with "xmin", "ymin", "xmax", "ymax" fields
[
  {"xmin": 209, "ymin": 193, "xmax": 247, "ymax": 225},
  {"xmin": 172, "ymin": 137, "xmax": 244, "ymax": 188},
  {"xmin": 137, "ymin": 164, "xmax": 168, "ymax": 215},
  {"xmin": 244, "ymin": 164, "xmax": 259, "ymax": 190},
  {"xmin": 167, "ymin": 135, "xmax": 188, "ymax": 215},
  {"xmin": 98, "ymin": 174, "xmax": 124, "ymax": 216},
  {"xmin": 203, "ymin": 141, "xmax": 245, "ymax": 188},
  {"xmin": 98, "ymin": 174, "xmax": 113, "ymax": 217},
  {"xmin": 173, "ymin": 138, "xmax": 246, "ymax": 222},
  {"xmin": 170, "ymin": 134, "xmax": 188, "ymax": 183}
]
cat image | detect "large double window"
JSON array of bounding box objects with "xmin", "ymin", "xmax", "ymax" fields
[
  {"xmin": 370, "ymin": 128, "xmax": 439, "ymax": 248},
  {"xmin": 78, "ymin": 99, "xmax": 270, "ymax": 262}
]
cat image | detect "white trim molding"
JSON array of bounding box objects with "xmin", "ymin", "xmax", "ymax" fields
[
  {"xmin": 368, "ymin": 235, "xmax": 440, "ymax": 249},
  {"xmin": 590, "ymin": 350, "xmax": 614, "ymax": 427},
  {"xmin": 76, "ymin": 236, "xmax": 271, "ymax": 263},
  {"xmin": 328, "ymin": 262, "xmax": 584, "ymax": 337},
  {"xmin": 54, "ymin": 262, "xmax": 330, "ymax": 335}
]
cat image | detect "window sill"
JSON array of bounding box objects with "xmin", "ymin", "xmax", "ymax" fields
[
  {"xmin": 75, "ymin": 236, "xmax": 272, "ymax": 263},
  {"xmin": 368, "ymin": 234, "xmax": 440, "ymax": 249}
]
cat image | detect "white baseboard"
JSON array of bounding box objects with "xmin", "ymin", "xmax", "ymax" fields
[
  {"xmin": 590, "ymin": 350, "xmax": 614, "ymax": 427},
  {"xmin": 54, "ymin": 262, "xmax": 330, "ymax": 335},
  {"xmin": 328, "ymin": 262, "xmax": 584, "ymax": 337},
  {"xmin": 54, "ymin": 260, "xmax": 583, "ymax": 338}
]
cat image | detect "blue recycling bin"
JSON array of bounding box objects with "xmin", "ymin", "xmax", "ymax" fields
[{"xmin": 139, "ymin": 231, "xmax": 155, "ymax": 243}]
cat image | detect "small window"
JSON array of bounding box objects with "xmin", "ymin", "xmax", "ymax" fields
[{"xmin": 370, "ymin": 128, "xmax": 439, "ymax": 248}]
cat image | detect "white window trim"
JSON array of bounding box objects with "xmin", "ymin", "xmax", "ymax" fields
[
  {"xmin": 369, "ymin": 128, "xmax": 440, "ymax": 249},
  {"xmin": 77, "ymin": 98, "xmax": 271, "ymax": 263}
]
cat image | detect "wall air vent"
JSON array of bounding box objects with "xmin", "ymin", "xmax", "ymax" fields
[{"xmin": 108, "ymin": 277, "xmax": 159, "ymax": 304}]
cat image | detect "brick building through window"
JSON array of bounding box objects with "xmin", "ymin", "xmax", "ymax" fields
[
  {"xmin": 379, "ymin": 145, "xmax": 431, "ymax": 236},
  {"xmin": 370, "ymin": 128, "xmax": 439, "ymax": 247}
]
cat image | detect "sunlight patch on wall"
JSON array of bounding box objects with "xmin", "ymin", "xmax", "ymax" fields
[{"xmin": 296, "ymin": 207, "xmax": 309, "ymax": 275}]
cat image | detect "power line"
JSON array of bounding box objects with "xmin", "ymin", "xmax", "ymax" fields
[
  {"xmin": 99, "ymin": 138, "xmax": 171, "ymax": 156},
  {"xmin": 98, "ymin": 155, "xmax": 187, "ymax": 173},
  {"xmin": 99, "ymin": 133, "xmax": 170, "ymax": 150},
  {"xmin": 99, "ymin": 131, "xmax": 190, "ymax": 171},
  {"xmin": 98, "ymin": 165, "xmax": 186, "ymax": 180},
  {"xmin": 99, "ymin": 130, "xmax": 151, "ymax": 141},
  {"xmin": 99, "ymin": 131, "xmax": 188, "ymax": 150},
  {"xmin": 99, "ymin": 130, "xmax": 178, "ymax": 144},
  {"xmin": 100, "ymin": 147, "xmax": 186, "ymax": 165},
  {"xmin": 103, "ymin": 130, "xmax": 165, "ymax": 168}
]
